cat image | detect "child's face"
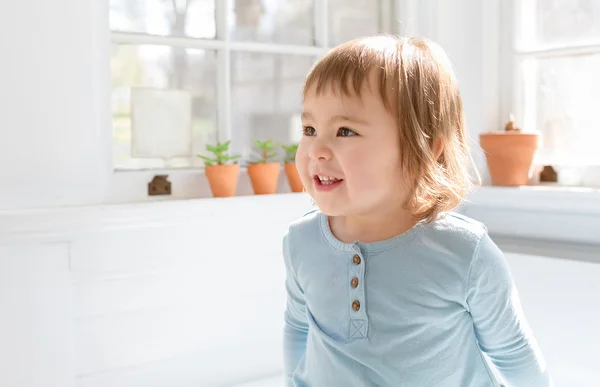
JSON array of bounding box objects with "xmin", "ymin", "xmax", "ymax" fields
[{"xmin": 297, "ymin": 82, "xmax": 409, "ymax": 217}]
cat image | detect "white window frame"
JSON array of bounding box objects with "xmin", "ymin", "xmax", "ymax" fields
[
  {"xmin": 462, "ymin": 0, "xmax": 600, "ymax": 249},
  {"xmin": 106, "ymin": 0, "xmax": 398, "ymax": 203},
  {"xmin": 107, "ymin": 0, "xmax": 398, "ymax": 203},
  {"xmin": 501, "ymin": 0, "xmax": 600, "ymax": 178}
]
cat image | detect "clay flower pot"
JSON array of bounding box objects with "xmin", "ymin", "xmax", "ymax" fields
[
  {"xmin": 205, "ymin": 164, "xmax": 240, "ymax": 197},
  {"xmin": 247, "ymin": 162, "xmax": 280, "ymax": 194},
  {"xmin": 480, "ymin": 132, "xmax": 540, "ymax": 186},
  {"xmin": 284, "ymin": 163, "xmax": 304, "ymax": 192}
]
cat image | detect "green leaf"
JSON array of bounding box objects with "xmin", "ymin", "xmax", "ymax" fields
[
  {"xmin": 197, "ymin": 154, "xmax": 216, "ymax": 162},
  {"xmin": 206, "ymin": 144, "xmax": 217, "ymax": 153},
  {"xmin": 282, "ymin": 143, "xmax": 299, "ymax": 155},
  {"xmin": 216, "ymin": 141, "xmax": 231, "ymax": 152}
]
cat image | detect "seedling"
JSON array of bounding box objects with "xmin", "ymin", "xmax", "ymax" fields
[
  {"xmin": 249, "ymin": 139, "xmax": 280, "ymax": 164},
  {"xmin": 282, "ymin": 143, "xmax": 298, "ymax": 163},
  {"xmin": 196, "ymin": 141, "xmax": 240, "ymax": 166}
]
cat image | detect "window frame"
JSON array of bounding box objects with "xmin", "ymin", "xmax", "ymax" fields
[
  {"xmin": 106, "ymin": 0, "xmax": 399, "ymax": 204},
  {"xmin": 463, "ymin": 0, "xmax": 600, "ymax": 249},
  {"xmin": 109, "ymin": 0, "xmax": 396, "ymax": 170},
  {"xmin": 502, "ymin": 0, "xmax": 600, "ymax": 172}
]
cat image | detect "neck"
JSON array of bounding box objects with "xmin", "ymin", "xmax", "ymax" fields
[{"xmin": 329, "ymin": 205, "xmax": 418, "ymax": 244}]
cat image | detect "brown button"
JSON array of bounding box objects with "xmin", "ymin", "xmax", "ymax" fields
[
  {"xmin": 351, "ymin": 277, "xmax": 359, "ymax": 288},
  {"xmin": 353, "ymin": 254, "xmax": 361, "ymax": 265},
  {"xmin": 352, "ymin": 300, "xmax": 361, "ymax": 311}
]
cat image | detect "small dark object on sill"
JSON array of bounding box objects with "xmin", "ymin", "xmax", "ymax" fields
[
  {"xmin": 539, "ymin": 166, "xmax": 558, "ymax": 183},
  {"xmin": 148, "ymin": 175, "xmax": 172, "ymax": 196}
]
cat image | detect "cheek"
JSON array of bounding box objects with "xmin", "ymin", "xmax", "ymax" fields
[
  {"xmin": 345, "ymin": 143, "xmax": 402, "ymax": 189},
  {"xmin": 343, "ymin": 153, "xmax": 381, "ymax": 189},
  {"xmin": 295, "ymin": 142, "xmax": 311, "ymax": 178}
]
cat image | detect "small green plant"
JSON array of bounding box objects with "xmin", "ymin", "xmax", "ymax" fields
[
  {"xmin": 196, "ymin": 141, "xmax": 240, "ymax": 166},
  {"xmin": 282, "ymin": 143, "xmax": 298, "ymax": 163},
  {"xmin": 249, "ymin": 139, "xmax": 280, "ymax": 164}
]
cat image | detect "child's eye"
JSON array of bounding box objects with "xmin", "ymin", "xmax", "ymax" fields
[
  {"xmin": 338, "ymin": 127, "xmax": 358, "ymax": 137},
  {"xmin": 302, "ymin": 126, "xmax": 316, "ymax": 136}
]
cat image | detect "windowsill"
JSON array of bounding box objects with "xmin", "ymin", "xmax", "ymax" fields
[
  {"xmin": 107, "ymin": 166, "xmax": 600, "ymax": 218},
  {"xmin": 0, "ymin": 192, "xmax": 312, "ymax": 244},
  {"xmin": 108, "ymin": 166, "xmax": 600, "ymax": 207},
  {"xmin": 459, "ymin": 185, "xmax": 600, "ymax": 256},
  {"xmin": 2, "ymin": 185, "xmax": 599, "ymax": 261},
  {"xmin": 465, "ymin": 184, "xmax": 600, "ymax": 213},
  {"xmin": 105, "ymin": 166, "xmax": 295, "ymax": 205}
]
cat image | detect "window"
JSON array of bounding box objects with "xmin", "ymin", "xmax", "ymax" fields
[
  {"xmin": 109, "ymin": 0, "xmax": 392, "ymax": 171},
  {"xmin": 512, "ymin": 0, "xmax": 600, "ymax": 182}
]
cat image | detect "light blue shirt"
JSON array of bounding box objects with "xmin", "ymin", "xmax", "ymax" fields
[{"xmin": 283, "ymin": 209, "xmax": 552, "ymax": 386}]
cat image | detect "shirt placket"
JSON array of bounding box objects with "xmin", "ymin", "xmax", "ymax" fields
[{"xmin": 348, "ymin": 245, "xmax": 368, "ymax": 340}]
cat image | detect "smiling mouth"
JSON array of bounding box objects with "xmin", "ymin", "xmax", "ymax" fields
[{"xmin": 314, "ymin": 175, "xmax": 344, "ymax": 190}]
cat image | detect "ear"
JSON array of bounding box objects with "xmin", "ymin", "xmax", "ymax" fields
[{"xmin": 432, "ymin": 137, "xmax": 445, "ymax": 161}]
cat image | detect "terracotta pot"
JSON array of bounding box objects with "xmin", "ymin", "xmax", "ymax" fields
[
  {"xmin": 205, "ymin": 164, "xmax": 240, "ymax": 197},
  {"xmin": 247, "ymin": 162, "xmax": 280, "ymax": 194},
  {"xmin": 480, "ymin": 132, "xmax": 540, "ymax": 186},
  {"xmin": 284, "ymin": 163, "xmax": 304, "ymax": 192}
]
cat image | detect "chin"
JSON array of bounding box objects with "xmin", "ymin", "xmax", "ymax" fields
[{"xmin": 311, "ymin": 199, "xmax": 348, "ymax": 217}]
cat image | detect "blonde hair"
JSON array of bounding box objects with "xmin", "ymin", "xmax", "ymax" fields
[{"xmin": 303, "ymin": 35, "xmax": 478, "ymax": 223}]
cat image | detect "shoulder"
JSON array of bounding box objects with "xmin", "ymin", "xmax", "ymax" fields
[
  {"xmin": 428, "ymin": 212, "xmax": 488, "ymax": 247},
  {"xmin": 419, "ymin": 212, "xmax": 492, "ymax": 269},
  {"xmin": 436, "ymin": 211, "xmax": 487, "ymax": 234},
  {"xmin": 423, "ymin": 212, "xmax": 507, "ymax": 299},
  {"xmin": 283, "ymin": 206, "xmax": 322, "ymax": 257},
  {"xmin": 430, "ymin": 212, "xmax": 505, "ymax": 271},
  {"xmin": 287, "ymin": 207, "xmax": 321, "ymax": 235}
]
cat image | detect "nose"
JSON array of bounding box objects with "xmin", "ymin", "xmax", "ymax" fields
[{"xmin": 308, "ymin": 139, "xmax": 333, "ymax": 161}]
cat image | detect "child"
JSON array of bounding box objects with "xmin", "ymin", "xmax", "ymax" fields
[{"xmin": 282, "ymin": 35, "xmax": 553, "ymax": 387}]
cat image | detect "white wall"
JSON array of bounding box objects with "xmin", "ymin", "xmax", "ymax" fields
[
  {"xmin": 408, "ymin": 0, "xmax": 501, "ymax": 184},
  {"xmin": 0, "ymin": 0, "xmax": 112, "ymax": 211},
  {"xmin": 505, "ymin": 253, "xmax": 600, "ymax": 387},
  {"xmin": 1, "ymin": 194, "xmax": 599, "ymax": 387},
  {"xmin": 0, "ymin": 195, "xmax": 314, "ymax": 387},
  {"xmin": 0, "ymin": 243, "xmax": 74, "ymax": 386}
]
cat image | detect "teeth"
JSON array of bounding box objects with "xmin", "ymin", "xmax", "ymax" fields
[
  {"xmin": 318, "ymin": 175, "xmax": 341, "ymax": 185},
  {"xmin": 318, "ymin": 175, "xmax": 338, "ymax": 181}
]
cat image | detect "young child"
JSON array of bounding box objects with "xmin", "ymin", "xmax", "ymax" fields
[{"xmin": 282, "ymin": 35, "xmax": 553, "ymax": 387}]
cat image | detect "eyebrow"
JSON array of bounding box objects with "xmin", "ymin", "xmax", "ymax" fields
[{"xmin": 301, "ymin": 112, "xmax": 369, "ymax": 125}]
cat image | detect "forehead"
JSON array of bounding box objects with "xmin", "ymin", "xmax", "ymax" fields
[
  {"xmin": 303, "ymin": 79, "xmax": 387, "ymax": 115},
  {"xmin": 303, "ymin": 85, "xmax": 364, "ymax": 116},
  {"xmin": 303, "ymin": 70, "xmax": 396, "ymax": 114}
]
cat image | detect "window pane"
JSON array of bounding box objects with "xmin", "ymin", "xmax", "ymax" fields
[
  {"xmin": 110, "ymin": 0, "xmax": 216, "ymax": 39},
  {"xmin": 111, "ymin": 44, "xmax": 217, "ymax": 169},
  {"xmin": 328, "ymin": 0, "xmax": 381, "ymax": 46},
  {"xmin": 521, "ymin": 0, "xmax": 600, "ymax": 46},
  {"xmin": 230, "ymin": 53, "xmax": 314, "ymax": 163},
  {"xmin": 229, "ymin": 0, "xmax": 315, "ymax": 45},
  {"xmin": 528, "ymin": 53, "xmax": 600, "ymax": 166}
]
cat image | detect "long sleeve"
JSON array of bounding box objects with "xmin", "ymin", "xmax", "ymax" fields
[
  {"xmin": 282, "ymin": 232, "xmax": 308, "ymax": 385},
  {"xmin": 466, "ymin": 233, "xmax": 553, "ymax": 387}
]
